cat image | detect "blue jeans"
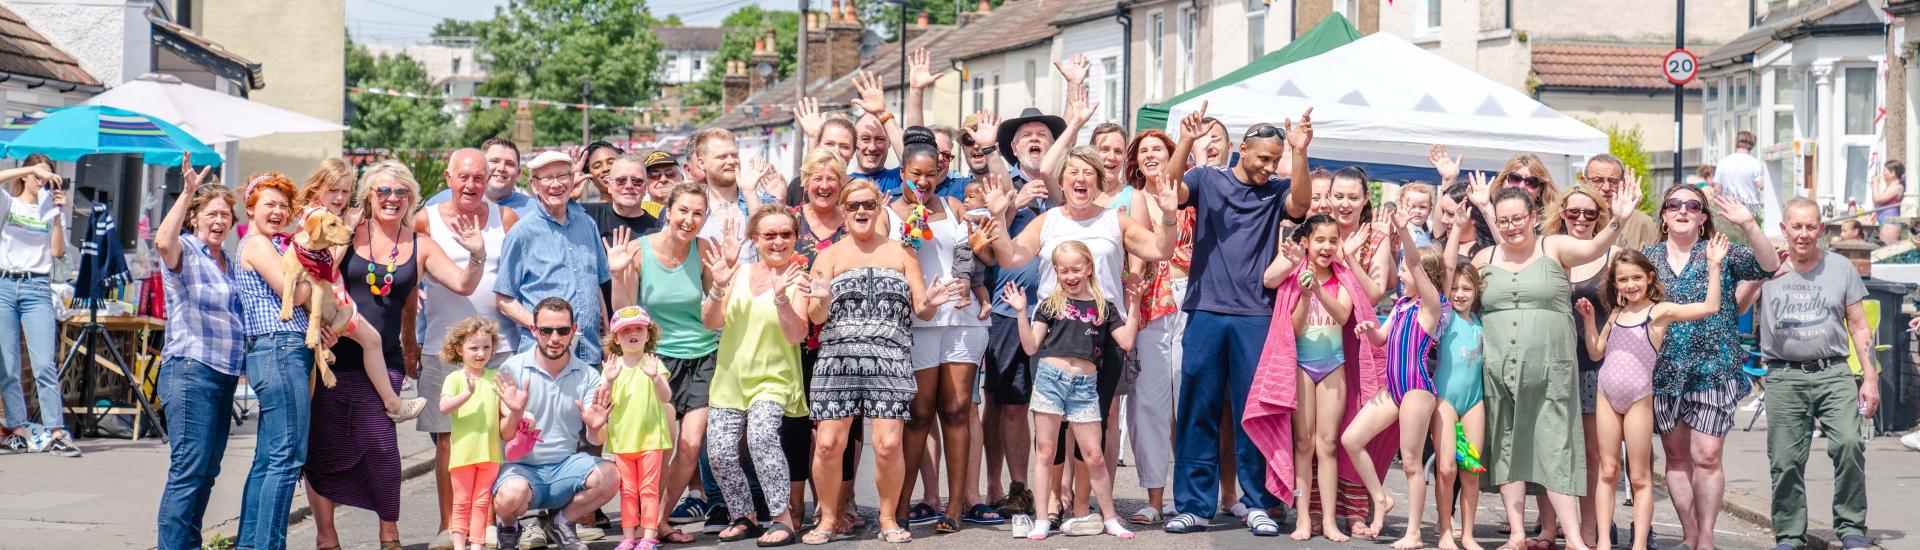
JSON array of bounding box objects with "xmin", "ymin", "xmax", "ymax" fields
[
  {"xmin": 0, "ymin": 275, "xmax": 61, "ymax": 431},
  {"xmin": 156, "ymin": 357, "xmax": 239, "ymax": 550},
  {"xmin": 1172, "ymin": 311, "xmax": 1281, "ymax": 519},
  {"xmin": 236, "ymin": 332, "xmax": 311, "ymax": 550}
]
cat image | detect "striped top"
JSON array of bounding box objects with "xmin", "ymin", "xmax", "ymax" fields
[
  {"xmin": 160, "ymin": 234, "xmax": 247, "ymax": 374},
  {"xmin": 236, "ymin": 234, "xmax": 309, "ymax": 336},
  {"xmin": 1385, "ymin": 295, "xmax": 1443, "ymax": 401}
]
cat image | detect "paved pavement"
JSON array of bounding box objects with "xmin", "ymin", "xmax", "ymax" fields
[
  {"xmin": 7, "ymin": 386, "xmax": 1911, "ymax": 549},
  {"xmin": 287, "ymin": 422, "xmax": 1778, "ymax": 550}
]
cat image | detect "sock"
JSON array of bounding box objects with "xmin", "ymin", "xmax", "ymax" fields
[
  {"xmin": 1104, "ymin": 518, "xmax": 1135, "ymax": 539},
  {"xmin": 1029, "ymin": 519, "xmax": 1052, "ymax": 540}
]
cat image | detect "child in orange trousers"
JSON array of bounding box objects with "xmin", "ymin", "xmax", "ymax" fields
[
  {"xmin": 436, "ymin": 317, "xmax": 505, "ymax": 550},
  {"xmin": 604, "ymin": 306, "xmax": 676, "ymax": 550}
]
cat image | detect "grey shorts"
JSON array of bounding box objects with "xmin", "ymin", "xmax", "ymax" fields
[{"xmin": 1653, "ymin": 376, "xmax": 1750, "ymax": 438}]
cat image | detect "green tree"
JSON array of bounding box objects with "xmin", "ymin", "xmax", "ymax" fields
[
  {"xmin": 430, "ymin": 18, "xmax": 492, "ymax": 41},
  {"xmin": 457, "ymin": 0, "xmax": 664, "ymax": 146},
  {"xmin": 681, "ymin": 6, "xmax": 800, "ymax": 120},
  {"xmin": 1596, "ymin": 121, "xmax": 1656, "ymax": 215},
  {"xmin": 345, "ymin": 34, "xmax": 454, "ymax": 151}
]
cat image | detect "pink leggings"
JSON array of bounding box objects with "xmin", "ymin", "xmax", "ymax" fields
[
  {"xmin": 450, "ymin": 462, "xmax": 501, "ymax": 538},
  {"xmin": 615, "ymin": 450, "xmax": 667, "ymax": 530}
]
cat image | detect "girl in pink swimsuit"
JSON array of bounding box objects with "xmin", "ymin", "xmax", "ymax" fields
[{"xmin": 1573, "ymin": 235, "xmax": 1730, "ymax": 550}]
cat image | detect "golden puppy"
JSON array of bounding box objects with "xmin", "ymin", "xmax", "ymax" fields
[{"xmin": 278, "ymin": 210, "xmax": 354, "ymax": 388}]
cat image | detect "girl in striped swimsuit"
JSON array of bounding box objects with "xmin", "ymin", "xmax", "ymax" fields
[{"xmin": 1346, "ymin": 207, "xmax": 1450, "ymax": 549}]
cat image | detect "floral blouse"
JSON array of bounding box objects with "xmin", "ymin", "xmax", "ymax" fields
[
  {"xmin": 793, "ymin": 205, "xmax": 847, "ymax": 350},
  {"xmin": 1644, "ymin": 237, "xmax": 1771, "ymax": 396},
  {"xmin": 1141, "ymin": 208, "xmax": 1195, "ymax": 322}
]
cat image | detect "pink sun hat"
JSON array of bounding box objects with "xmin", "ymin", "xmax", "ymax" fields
[{"xmin": 610, "ymin": 305, "xmax": 654, "ymax": 334}]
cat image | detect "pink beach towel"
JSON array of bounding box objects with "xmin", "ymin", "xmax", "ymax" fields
[{"xmin": 1241, "ymin": 259, "xmax": 1397, "ymax": 500}]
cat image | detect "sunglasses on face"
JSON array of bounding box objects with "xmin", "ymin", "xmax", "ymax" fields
[
  {"xmin": 959, "ymin": 133, "xmax": 977, "ymax": 147},
  {"xmin": 843, "ymin": 199, "xmax": 880, "ymax": 212},
  {"xmin": 535, "ymin": 325, "xmax": 574, "ymax": 337},
  {"xmin": 1561, "ymin": 208, "xmax": 1600, "ymax": 222},
  {"xmin": 610, "ymin": 176, "xmax": 647, "ymax": 188},
  {"xmin": 1505, "ymin": 173, "xmax": 1545, "ymax": 188},
  {"xmin": 1663, "ymin": 198, "xmax": 1705, "ymax": 214},
  {"xmin": 938, "ymin": 152, "xmax": 954, "ymax": 163},
  {"xmin": 373, "ymin": 186, "xmax": 411, "ymax": 199},
  {"xmin": 759, "ymin": 230, "xmax": 796, "ymax": 241}
]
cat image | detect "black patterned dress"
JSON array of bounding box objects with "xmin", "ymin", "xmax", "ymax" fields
[{"xmin": 809, "ymin": 267, "xmax": 915, "ymax": 420}]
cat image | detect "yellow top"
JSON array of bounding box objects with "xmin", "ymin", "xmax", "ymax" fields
[
  {"xmin": 606, "ymin": 355, "xmax": 676, "ymax": 454},
  {"xmin": 710, "ymin": 273, "xmax": 808, "ymax": 416},
  {"xmin": 442, "ymin": 368, "xmax": 503, "ymax": 468}
]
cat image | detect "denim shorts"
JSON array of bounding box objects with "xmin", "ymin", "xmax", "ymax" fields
[
  {"xmin": 1030, "ymin": 359, "xmax": 1100, "ymax": 423},
  {"xmin": 495, "ymin": 452, "xmax": 606, "ymax": 510}
]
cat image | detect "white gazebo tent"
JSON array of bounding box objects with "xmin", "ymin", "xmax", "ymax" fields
[{"xmin": 1164, "ymin": 33, "xmax": 1609, "ymax": 183}]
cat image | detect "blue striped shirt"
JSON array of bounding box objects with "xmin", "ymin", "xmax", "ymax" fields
[
  {"xmin": 160, "ymin": 235, "xmax": 247, "ymax": 375},
  {"xmin": 236, "ymin": 235, "xmax": 309, "ymax": 336},
  {"xmin": 494, "ymin": 202, "xmax": 610, "ymax": 363}
]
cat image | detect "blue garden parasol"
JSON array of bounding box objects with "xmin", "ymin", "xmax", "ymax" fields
[{"xmin": 0, "ymin": 105, "xmax": 220, "ymax": 167}]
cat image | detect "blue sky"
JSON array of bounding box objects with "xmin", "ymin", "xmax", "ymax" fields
[{"xmin": 347, "ymin": 0, "xmax": 799, "ymax": 44}]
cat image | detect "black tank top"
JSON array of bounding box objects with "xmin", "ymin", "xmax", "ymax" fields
[
  {"xmin": 335, "ymin": 229, "xmax": 420, "ymax": 375},
  {"xmin": 1570, "ymin": 251, "xmax": 1610, "ymax": 373}
]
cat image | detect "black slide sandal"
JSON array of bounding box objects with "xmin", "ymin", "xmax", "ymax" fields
[{"xmin": 758, "ymin": 522, "xmax": 797, "ymax": 547}]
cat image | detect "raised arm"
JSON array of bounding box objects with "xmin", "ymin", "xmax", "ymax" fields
[
  {"xmin": 1166, "ymin": 102, "xmax": 1207, "ymax": 204},
  {"xmin": 417, "ymin": 220, "xmax": 488, "ymax": 295},
  {"xmin": 1002, "ymin": 283, "xmax": 1043, "ymax": 355},
  {"xmin": 1553, "ymin": 181, "xmax": 1641, "ymax": 268},
  {"xmin": 157, "ymin": 161, "xmax": 212, "ymax": 271},
  {"xmin": 1112, "ymin": 300, "xmax": 1142, "ymax": 351},
  {"xmin": 1118, "ymin": 178, "xmax": 1178, "ymax": 262},
  {"xmin": 1282, "ymin": 107, "xmax": 1315, "ymax": 219},
  {"xmin": 1573, "ymin": 299, "xmax": 1611, "ymax": 362},
  {"xmin": 698, "ymin": 239, "xmax": 738, "ymax": 330},
  {"xmin": 1039, "ymin": 55, "xmax": 1095, "ymax": 183},
  {"xmin": 984, "ymin": 181, "xmax": 1045, "ymax": 268},
  {"xmin": 903, "ymin": 48, "xmax": 944, "ymax": 129},
  {"xmin": 1264, "ymin": 227, "xmax": 1302, "ymax": 289},
  {"xmin": 1709, "ymin": 193, "xmax": 1781, "ymax": 273},
  {"xmin": 850, "ymin": 72, "xmax": 904, "ymax": 159},
  {"xmin": 1398, "ymin": 212, "xmax": 1444, "ymax": 315}
]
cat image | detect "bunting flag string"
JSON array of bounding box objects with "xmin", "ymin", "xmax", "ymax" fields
[{"xmin": 345, "ymin": 86, "xmax": 813, "ymax": 117}]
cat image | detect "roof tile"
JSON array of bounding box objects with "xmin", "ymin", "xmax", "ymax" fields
[
  {"xmin": 0, "ymin": 5, "xmax": 100, "ymax": 86},
  {"xmin": 1531, "ymin": 43, "xmax": 1701, "ymax": 91}
]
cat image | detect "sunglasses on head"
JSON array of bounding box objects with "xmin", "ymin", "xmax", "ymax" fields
[
  {"xmin": 1504, "ymin": 173, "xmax": 1545, "ymax": 188},
  {"xmin": 1561, "ymin": 208, "xmax": 1600, "ymax": 222},
  {"xmin": 1663, "ymin": 198, "xmax": 1705, "ymax": 214},
  {"xmin": 843, "ymin": 199, "xmax": 880, "ymax": 212},
  {"xmin": 1244, "ymin": 124, "xmax": 1283, "ymax": 140},
  {"xmin": 535, "ymin": 325, "xmax": 574, "ymax": 337}
]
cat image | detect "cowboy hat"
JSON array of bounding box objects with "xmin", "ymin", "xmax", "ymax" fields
[{"xmin": 995, "ymin": 107, "xmax": 1066, "ymax": 166}]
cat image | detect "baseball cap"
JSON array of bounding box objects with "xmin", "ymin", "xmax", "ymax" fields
[{"xmin": 526, "ymin": 150, "xmax": 572, "ymax": 172}]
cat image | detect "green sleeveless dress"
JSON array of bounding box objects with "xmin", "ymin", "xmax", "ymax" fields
[{"xmin": 1479, "ymin": 245, "xmax": 1586, "ymax": 496}]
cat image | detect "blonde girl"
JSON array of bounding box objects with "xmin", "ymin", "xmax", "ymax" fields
[
  {"xmin": 1001, "ymin": 241, "xmax": 1140, "ymax": 541},
  {"xmin": 1574, "ymin": 237, "xmax": 1728, "ymax": 550},
  {"xmin": 602, "ymin": 306, "xmax": 676, "ymax": 550},
  {"xmin": 435, "ymin": 317, "xmax": 504, "ymax": 550}
]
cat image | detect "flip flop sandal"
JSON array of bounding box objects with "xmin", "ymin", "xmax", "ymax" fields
[
  {"xmin": 961, "ymin": 503, "xmax": 1005, "ymax": 525},
  {"xmin": 757, "ymin": 522, "xmax": 797, "ymax": 547},
  {"xmin": 907, "ymin": 502, "xmax": 941, "ymax": 525},
  {"xmin": 878, "ymin": 528, "xmax": 913, "ymax": 544},
  {"xmin": 800, "ymin": 529, "xmax": 836, "ymax": 546},
  {"xmin": 1129, "ymin": 506, "xmax": 1162, "ymax": 525},
  {"xmin": 934, "ymin": 516, "xmax": 961, "ymax": 534},
  {"xmin": 719, "ymin": 518, "xmax": 765, "ymax": 542},
  {"xmin": 1525, "ymin": 536, "xmax": 1560, "ymax": 550}
]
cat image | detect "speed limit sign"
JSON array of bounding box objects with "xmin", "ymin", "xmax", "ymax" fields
[{"xmin": 1664, "ymin": 49, "xmax": 1698, "ymax": 85}]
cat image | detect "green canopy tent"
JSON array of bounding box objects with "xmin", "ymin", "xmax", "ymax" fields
[{"xmin": 1135, "ymin": 12, "xmax": 1360, "ymax": 131}]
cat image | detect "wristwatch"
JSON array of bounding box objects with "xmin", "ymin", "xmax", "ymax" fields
[{"xmin": 978, "ymin": 144, "xmax": 998, "ymax": 156}]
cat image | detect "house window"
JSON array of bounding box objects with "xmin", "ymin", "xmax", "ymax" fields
[
  {"xmin": 992, "ymin": 73, "xmax": 1001, "ymax": 113},
  {"xmin": 1178, "ymin": 6, "xmax": 1197, "ymax": 90},
  {"xmin": 1246, "ymin": 0, "xmax": 1266, "ymax": 60},
  {"xmin": 668, "ymin": 54, "xmax": 680, "ymax": 73},
  {"xmin": 451, "ymin": 57, "xmax": 462, "ymax": 75},
  {"xmin": 693, "ymin": 56, "xmax": 703, "ymax": 71},
  {"xmin": 1770, "ymin": 67, "xmax": 1798, "ymax": 145},
  {"xmin": 1103, "ymin": 57, "xmax": 1121, "ymax": 123},
  {"xmin": 1148, "ymin": 11, "xmax": 1165, "ymax": 101},
  {"xmin": 1025, "ymin": 60, "xmax": 1038, "ymax": 106},
  {"xmin": 1844, "ymin": 66, "xmax": 1875, "ymax": 135},
  {"xmin": 1706, "ymin": 78, "xmax": 1720, "ymax": 107},
  {"xmin": 1420, "ymin": 0, "xmax": 1442, "ymax": 32},
  {"xmin": 1733, "ymin": 74, "xmax": 1749, "ymax": 110},
  {"xmin": 973, "ymin": 75, "xmax": 986, "ymax": 113}
]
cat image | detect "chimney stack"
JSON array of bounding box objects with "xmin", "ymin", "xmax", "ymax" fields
[
  {"xmin": 806, "ymin": 9, "xmax": 831, "ymax": 81},
  {"xmin": 917, "ymin": 11, "xmax": 929, "ymax": 28},
  {"xmin": 826, "ymin": 0, "xmax": 864, "ymax": 80},
  {"xmin": 749, "ymin": 30, "xmax": 782, "ymax": 93},
  {"xmin": 904, "ymin": 11, "xmax": 931, "ymax": 44},
  {"xmin": 723, "ymin": 60, "xmax": 751, "ymax": 111}
]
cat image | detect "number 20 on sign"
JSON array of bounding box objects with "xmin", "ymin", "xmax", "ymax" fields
[{"xmin": 1665, "ymin": 49, "xmax": 1698, "ymax": 86}]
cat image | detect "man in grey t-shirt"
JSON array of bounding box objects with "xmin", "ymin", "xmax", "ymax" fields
[{"xmin": 1755, "ymin": 198, "xmax": 1879, "ymax": 550}]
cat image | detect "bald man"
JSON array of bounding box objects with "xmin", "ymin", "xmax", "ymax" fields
[{"xmin": 414, "ymin": 148, "xmax": 522, "ymax": 547}]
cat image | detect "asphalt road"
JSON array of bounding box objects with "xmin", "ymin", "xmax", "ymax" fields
[{"xmin": 288, "ymin": 431, "xmax": 1777, "ymax": 550}]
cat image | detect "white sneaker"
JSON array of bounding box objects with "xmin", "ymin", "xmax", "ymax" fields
[
  {"xmin": 1901, "ymin": 430, "xmax": 1920, "ymax": 451},
  {"xmin": 1229, "ymin": 502, "xmax": 1249, "ymax": 518},
  {"xmin": 430, "ymin": 529, "xmax": 454, "ymax": 550},
  {"xmin": 520, "ymin": 516, "xmax": 550, "ymax": 549},
  {"xmin": 1010, "ymin": 514, "xmax": 1034, "ymax": 538},
  {"xmin": 1063, "ymin": 513, "xmax": 1104, "ymax": 536}
]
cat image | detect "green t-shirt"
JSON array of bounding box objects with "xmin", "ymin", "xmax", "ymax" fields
[
  {"xmin": 637, "ymin": 237, "xmax": 719, "ymax": 359},
  {"xmin": 607, "ymin": 355, "xmax": 676, "ymax": 454},
  {"xmin": 441, "ymin": 368, "xmax": 503, "ymax": 468}
]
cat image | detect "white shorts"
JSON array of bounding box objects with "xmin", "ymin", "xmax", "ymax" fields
[{"xmin": 910, "ymin": 325, "xmax": 987, "ymax": 371}]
